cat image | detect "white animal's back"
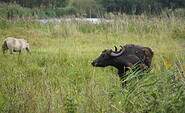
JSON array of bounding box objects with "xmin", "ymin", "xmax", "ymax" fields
[{"xmin": 3, "ymin": 37, "xmax": 30, "ymax": 54}]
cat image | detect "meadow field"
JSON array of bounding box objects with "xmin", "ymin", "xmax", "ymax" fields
[{"xmin": 0, "ymin": 16, "xmax": 185, "ymax": 113}]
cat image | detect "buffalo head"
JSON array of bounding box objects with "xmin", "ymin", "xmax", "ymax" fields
[{"xmin": 91, "ymin": 46, "xmax": 125, "ymax": 67}]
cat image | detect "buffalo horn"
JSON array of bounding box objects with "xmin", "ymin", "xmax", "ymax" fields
[
  {"xmin": 114, "ymin": 46, "xmax": 118, "ymax": 52},
  {"xmin": 110, "ymin": 45, "xmax": 125, "ymax": 57}
]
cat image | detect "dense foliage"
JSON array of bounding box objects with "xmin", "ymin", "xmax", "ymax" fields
[
  {"xmin": 0, "ymin": 0, "xmax": 185, "ymax": 17},
  {"xmin": 0, "ymin": 0, "xmax": 69, "ymax": 8}
]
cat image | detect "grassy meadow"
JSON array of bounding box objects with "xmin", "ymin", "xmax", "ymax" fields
[{"xmin": 0, "ymin": 16, "xmax": 185, "ymax": 113}]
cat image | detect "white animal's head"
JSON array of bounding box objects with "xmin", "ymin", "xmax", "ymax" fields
[{"xmin": 26, "ymin": 43, "xmax": 30, "ymax": 53}]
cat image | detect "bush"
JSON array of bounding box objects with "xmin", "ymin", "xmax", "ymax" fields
[{"xmin": 0, "ymin": 3, "xmax": 78, "ymax": 19}]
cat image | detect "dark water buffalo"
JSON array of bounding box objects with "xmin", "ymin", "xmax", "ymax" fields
[{"xmin": 91, "ymin": 44, "xmax": 154, "ymax": 87}]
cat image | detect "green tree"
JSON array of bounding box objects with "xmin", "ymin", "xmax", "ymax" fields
[{"xmin": 70, "ymin": 0, "xmax": 104, "ymax": 17}]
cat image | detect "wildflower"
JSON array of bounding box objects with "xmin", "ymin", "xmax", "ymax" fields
[{"xmin": 164, "ymin": 60, "xmax": 173, "ymax": 68}]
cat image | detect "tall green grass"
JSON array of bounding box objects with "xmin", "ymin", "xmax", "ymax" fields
[
  {"xmin": 0, "ymin": 3, "xmax": 76, "ymax": 19},
  {"xmin": 0, "ymin": 16, "xmax": 184, "ymax": 112}
]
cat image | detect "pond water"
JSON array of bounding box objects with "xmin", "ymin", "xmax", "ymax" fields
[{"xmin": 38, "ymin": 18, "xmax": 112, "ymax": 24}]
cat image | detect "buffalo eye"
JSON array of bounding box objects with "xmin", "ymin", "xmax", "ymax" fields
[{"xmin": 102, "ymin": 53, "xmax": 108, "ymax": 58}]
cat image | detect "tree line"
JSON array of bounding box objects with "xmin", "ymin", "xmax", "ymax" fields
[{"xmin": 0, "ymin": 0, "xmax": 185, "ymax": 17}]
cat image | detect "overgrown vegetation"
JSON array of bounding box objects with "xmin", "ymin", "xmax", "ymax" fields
[
  {"xmin": 0, "ymin": 1, "xmax": 185, "ymax": 19},
  {"xmin": 0, "ymin": 3, "xmax": 77, "ymax": 19},
  {"xmin": 0, "ymin": 16, "xmax": 185, "ymax": 112},
  {"xmin": 2, "ymin": 0, "xmax": 185, "ymax": 14}
]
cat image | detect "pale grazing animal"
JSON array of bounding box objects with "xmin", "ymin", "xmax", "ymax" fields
[{"xmin": 2, "ymin": 37, "xmax": 30, "ymax": 54}]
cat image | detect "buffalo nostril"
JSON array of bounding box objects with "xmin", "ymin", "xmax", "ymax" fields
[
  {"xmin": 91, "ymin": 61, "xmax": 95, "ymax": 65},
  {"xmin": 91, "ymin": 61, "xmax": 96, "ymax": 66}
]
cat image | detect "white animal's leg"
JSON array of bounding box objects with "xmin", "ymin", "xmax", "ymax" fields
[
  {"xmin": 10, "ymin": 49, "xmax": 13, "ymax": 54},
  {"xmin": 2, "ymin": 47, "xmax": 6, "ymax": 54},
  {"xmin": 19, "ymin": 50, "xmax": 22, "ymax": 54},
  {"xmin": 3, "ymin": 50, "xmax": 5, "ymax": 54},
  {"xmin": 7, "ymin": 42, "xmax": 15, "ymax": 54},
  {"xmin": 9, "ymin": 47, "xmax": 13, "ymax": 54},
  {"xmin": 3, "ymin": 49, "xmax": 8, "ymax": 54}
]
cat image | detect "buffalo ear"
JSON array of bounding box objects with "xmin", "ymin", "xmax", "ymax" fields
[{"xmin": 107, "ymin": 49, "xmax": 113, "ymax": 54}]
